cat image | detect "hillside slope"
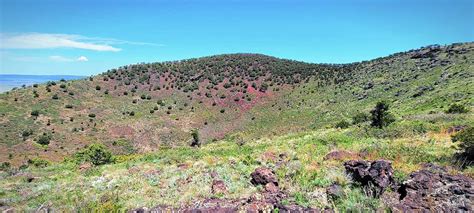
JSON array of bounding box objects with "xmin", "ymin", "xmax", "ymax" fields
[{"xmin": 0, "ymin": 42, "xmax": 473, "ymax": 166}]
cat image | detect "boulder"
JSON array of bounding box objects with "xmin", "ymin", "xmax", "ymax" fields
[
  {"xmin": 394, "ymin": 168, "xmax": 473, "ymax": 212},
  {"xmin": 264, "ymin": 182, "xmax": 280, "ymax": 193},
  {"xmin": 211, "ymin": 180, "xmax": 227, "ymax": 194},
  {"xmin": 250, "ymin": 167, "xmax": 278, "ymax": 186},
  {"xmin": 344, "ymin": 160, "xmax": 394, "ymax": 198}
]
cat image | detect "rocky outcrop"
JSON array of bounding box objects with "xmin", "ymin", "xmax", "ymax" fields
[
  {"xmin": 250, "ymin": 167, "xmax": 278, "ymax": 186},
  {"xmin": 344, "ymin": 160, "xmax": 394, "ymax": 198},
  {"xmin": 393, "ymin": 166, "xmax": 473, "ymax": 212}
]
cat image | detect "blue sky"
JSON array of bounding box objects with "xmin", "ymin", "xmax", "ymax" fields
[{"xmin": 0, "ymin": 0, "xmax": 473, "ymax": 76}]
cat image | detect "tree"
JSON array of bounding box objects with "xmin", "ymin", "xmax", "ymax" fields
[
  {"xmin": 190, "ymin": 129, "xmax": 200, "ymax": 147},
  {"xmin": 370, "ymin": 101, "xmax": 395, "ymax": 128},
  {"xmin": 74, "ymin": 144, "xmax": 114, "ymax": 166}
]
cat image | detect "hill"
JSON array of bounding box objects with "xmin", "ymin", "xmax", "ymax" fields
[{"xmin": 0, "ymin": 42, "xmax": 473, "ymax": 211}]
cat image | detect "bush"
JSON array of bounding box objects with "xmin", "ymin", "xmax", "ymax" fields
[
  {"xmin": 74, "ymin": 144, "xmax": 114, "ymax": 166},
  {"xmin": 31, "ymin": 110, "xmax": 40, "ymax": 117},
  {"xmin": 446, "ymin": 103, "xmax": 469, "ymax": 114},
  {"xmin": 335, "ymin": 120, "xmax": 351, "ymax": 129},
  {"xmin": 65, "ymin": 104, "xmax": 73, "ymax": 109},
  {"xmin": 0, "ymin": 162, "xmax": 11, "ymax": 171},
  {"xmin": 95, "ymin": 85, "xmax": 101, "ymax": 90},
  {"xmin": 190, "ymin": 129, "xmax": 200, "ymax": 147},
  {"xmin": 52, "ymin": 94, "xmax": 59, "ymax": 99},
  {"xmin": 451, "ymin": 127, "xmax": 473, "ymax": 163},
  {"xmin": 88, "ymin": 113, "xmax": 96, "ymax": 118},
  {"xmin": 37, "ymin": 134, "xmax": 51, "ymax": 145},
  {"xmin": 370, "ymin": 101, "xmax": 395, "ymax": 129},
  {"xmin": 27, "ymin": 158, "xmax": 49, "ymax": 168},
  {"xmin": 22, "ymin": 129, "xmax": 33, "ymax": 139},
  {"xmin": 352, "ymin": 112, "xmax": 369, "ymax": 124}
]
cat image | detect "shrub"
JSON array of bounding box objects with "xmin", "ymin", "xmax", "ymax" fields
[
  {"xmin": 31, "ymin": 110, "xmax": 40, "ymax": 117},
  {"xmin": 220, "ymin": 109, "xmax": 225, "ymax": 113},
  {"xmin": 65, "ymin": 104, "xmax": 73, "ymax": 109},
  {"xmin": 22, "ymin": 129, "xmax": 33, "ymax": 138},
  {"xmin": 335, "ymin": 120, "xmax": 351, "ymax": 129},
  {"xmin": 451, "ymin": 127, "xmax": 474, "ymax": 163},
  {"xmin": 37, "ymin": 134, "xmax": 51, "ymax": 145},
  {"xmin": 95, "ymin": 85, "xmax": 101, "ymax": 90},
  {"xmin": 74, "ymin": 144, "xmax": 114, "ymax": 166},
  {"xmin": 190, "ymin": 129, "xmax": 200, "ymax": 147},
  {"xmin": 0, "ymin": 162, "xmax": 11, "ymax": 171},
  {"xmin": 27, "ymin": 158, "xmax": 49, "ymax": 168},
  {"xmin": 88, "ymin": 113, "xmax": 96, "ymax": 118},
  {"xmin": 370, "ymin": 101, "xmax": 395, "ymax": 129},
  {"xmin": 352, "ymin": 112, "xmax": 369, "ymax": 124},
  {"xmin": 52, "ymin": 94, "xmax": 59, "ymax": 99},
  {"xmin": 446, "ymin": 103, "xmax": 469, "ymax": 114}
]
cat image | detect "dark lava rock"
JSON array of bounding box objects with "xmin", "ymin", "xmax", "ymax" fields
[
  {"xmin": 211, "ymin": 179, "xmax": 227, "ymax": 194},
  {"xmin": 344, "ymin": 160, "xmax": 394, "ymax": 198},
  {"xmin": 264, "ymin": 182, "xmax": 280, "ymax": 193},
  {"xmin": 447, "ymin": 125, "xmax": 467, "ymax": 134},
  {"xmin": 393, "ymin": 168, "xmax": 474, "ymax": 212},
  {"xmin": 412, "ymin": 85, "xmax": 434, "ymax": 98},
  {"xmin": 326, "ymin": 183, "xmax": 344, "ymax": 201},
  {"xmin": 250, "ymin": 167, "xmax": 278, "ymax": 186},
  {"xmin": 363, "ymin": 82, "xmax": 374, "ymax": 90},
  {"xmin": 274, "ymin": 203, "xmax": 328, "ymax": 213}
]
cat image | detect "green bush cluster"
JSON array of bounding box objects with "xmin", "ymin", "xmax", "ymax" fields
[
  {"xmin": 446, "ymin": 103, "xmax": 469, "ymax": 114},
  {"xmin": 37, "ymin": 134, "xmax": 51, "ymax": 146},
  {"xmin": 452, "ymin": 127, "xmax": 473, "ymax": 163},
  {"xmin": 74, "ymin": 144, "xmax": 115, "ymax": 166}
]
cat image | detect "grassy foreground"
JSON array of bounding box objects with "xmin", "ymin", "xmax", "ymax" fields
[{"xmin": 1, "ymin": 117, "xmax": 472, "ymax": 211}]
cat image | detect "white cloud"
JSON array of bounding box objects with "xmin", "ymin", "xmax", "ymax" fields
[
  {"xmin": 49, "ymin": 55, "xmax": 74, "ymax": 62},
  {"xmin": 77, "ymin": 56, "xmax": 88, "ymax": 62},
  {"xmin": 0, "ymin": 33, "xmax": 121, "ymax": 52}
]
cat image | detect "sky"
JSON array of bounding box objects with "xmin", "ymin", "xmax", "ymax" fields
[{"xmin": 0, "ymin": 0, "xmax": 473, "ymax": 76}]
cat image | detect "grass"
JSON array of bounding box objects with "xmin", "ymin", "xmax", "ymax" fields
[{"xmin": 1, "ymin": 122, "xmax": 471, "ymax": 210}]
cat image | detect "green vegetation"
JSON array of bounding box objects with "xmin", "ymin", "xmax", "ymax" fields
[
  {"xmin": 452, "ymin": 127, "xmax": 474, "ymax": 163},
  {"xmin": 335, "ymin": 120, "xmax": 351, "ymax": 129},
  {"xmin": 446, "ymin": 103, "xmax": 469, "ymax": 114},
  {"xmin": 370, "ymin": 101, "xmax": 395, "ymax": 129},
  {"xmin": 36, "ymin": 134, "xmax": 51, "ymax": 146},
  {"xmin": 73, "ymin": 144, "xmax": 115, "ymax": 166}
]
